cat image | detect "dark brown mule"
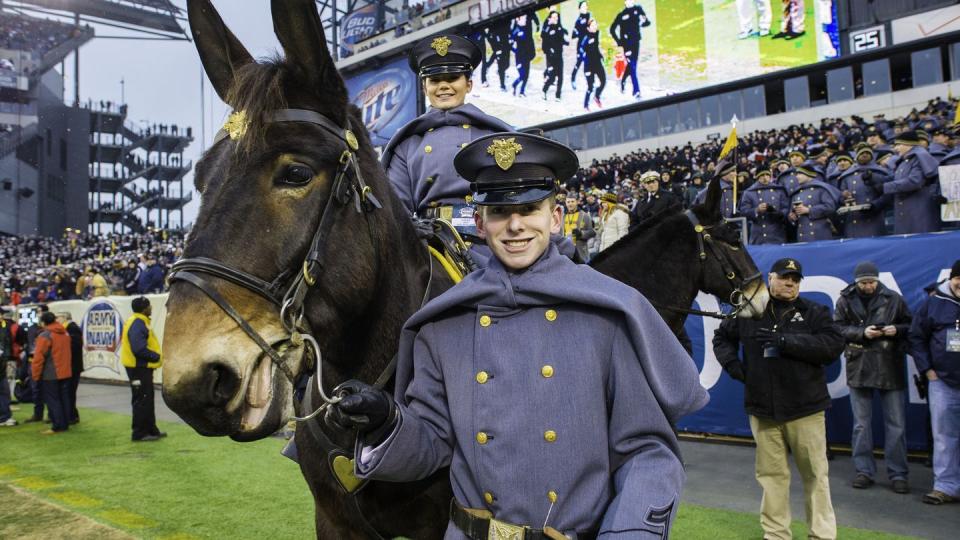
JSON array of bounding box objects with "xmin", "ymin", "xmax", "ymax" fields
[
  {"xmin": 591, "ymin": 178, "xmax": 770, "ymax": 335},
  {"xmin": 162, "ymin": 1, "xmax": 452, "ymax": 537},
  {"xmin": 161, "ymin": 2, "xmax": 768, "ymax": 538}
]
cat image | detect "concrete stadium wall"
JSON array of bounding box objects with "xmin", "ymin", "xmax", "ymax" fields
[{"xmin": 575, "ymin": 80, "xmax": 960, "ymax": 164}]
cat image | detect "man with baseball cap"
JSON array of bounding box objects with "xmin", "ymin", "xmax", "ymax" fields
[
  {"xmin": 714, "ymin": 258, "xmax": 844, "ymax": 539},
  {"xmin": 327, "ymin": 132, "xmax": 708, "ymax": 538},
  {"xmin": 834, "ymin": 262, "xmax": 913, "ymax": 493}
]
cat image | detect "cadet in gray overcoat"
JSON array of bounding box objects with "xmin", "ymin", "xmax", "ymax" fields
[
  {"xmin": 837, "ymin": 146, "xmax": 892, "ymax": 238},
  {"xmin": 382, "ymin": 35, "xmax": 514, "ymax": 227},
  {"xmin": 789, "ymin": 162, "xmax": 841, "ymax": 242},
  {"xmin": 328, "ymin": 133, "xmax": 708, "ymax": 539},
  {"xmin": 883, "ymin": 131, "xmax": 942, "ymax": 234},
  {"xmin": 740, "ymin": 170, "xmax": 789, "ymax": 245}
]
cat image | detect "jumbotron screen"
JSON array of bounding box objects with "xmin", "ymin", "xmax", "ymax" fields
[{"xmin": 469, "ymin": 0, "xmax": 839, "ymax": 128}]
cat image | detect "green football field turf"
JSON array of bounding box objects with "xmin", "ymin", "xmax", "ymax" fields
[{"xmin": 0, "ymin": 408, "xmax": 918, "ymax": 539}]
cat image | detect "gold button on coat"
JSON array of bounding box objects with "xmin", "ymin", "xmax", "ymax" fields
[
  {"xmin": 460, "ymin": 142, "xmax": 468, "ymax": 148},
  {"xmin": 545, "ymin": 309, "xmax": 557, "ymax": 322},
  {"xmin": 484, "ymin": 492, "xmax": 494, "ymax": 504},
  {"xmin": 541, "ymin": 365, "xmax": 554, "ymax": 378},
  {"xmin": 476, "ymin": 371, "xmax": 489, "ymax": 384},
  {"xmin": 547, "ymin": 491, "xmax": 558, "ymax": 503},
  {"xmin": 424, "ymin": 145, "xmax": 432, "ymax": 153},
  {"xmin": 479, "ymin": 315, "xmax": 491, "ymax": 327},
  {"xmin": 544, "ymin": 430, "xmax": 557, "ymax": 443},
  {"xmin": 476, "ymin": 432, "xmax": 488, "ymax": 445},
  {"xmin": 462, "ymin": 124, "xmax": 470, "ymax": 129}
]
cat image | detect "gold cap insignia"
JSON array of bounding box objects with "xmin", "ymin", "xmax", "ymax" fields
[
  {"xmin": 786, "ymin": 260, "xmax": 797, "ymax": 270},
  {"xmin": 223, "ymin": 110, "xmax": 249, "ymax": 140},
  {"xmin": 486, "ymin": 137, "xmax": 523, "ymax": 171},
  {"xmin": 431, "ymin": 36, "xmax": 452, "ymax": 57}
]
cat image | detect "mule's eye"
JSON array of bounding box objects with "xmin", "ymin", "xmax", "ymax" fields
[{"xmin": 278, "ymin": 164, "xmax": 315, "ymax": 186}]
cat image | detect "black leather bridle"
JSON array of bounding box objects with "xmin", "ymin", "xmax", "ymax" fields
[
  {"xmin": 167, "ymin": 108, "xmax": 382, "ymax": 395},
  {"xmin": 650, "ymin": 210, "xmax": 763, "ymax": 320}
]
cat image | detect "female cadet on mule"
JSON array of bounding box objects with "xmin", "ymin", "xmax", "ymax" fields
[{"xmin": 382, "ymin": 35, "xmax": 513, "ymax": 229}]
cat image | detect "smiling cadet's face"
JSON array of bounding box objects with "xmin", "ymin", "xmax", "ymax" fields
[
  {"xmin": 475, "ymin": 199, "xmax": 562, "ymax": 272},
  {"xmin": 423, "ymin": 73, "xmax": 472, "ymax": 110}
]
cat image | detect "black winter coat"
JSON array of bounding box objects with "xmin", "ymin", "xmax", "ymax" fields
[
  {"xmin": 714, "ymin": 297, "xmax": 844, "ymax": 422},
  {"xmin": 833, "ymin": 283, "xmax": 911, "ymax": 390}
]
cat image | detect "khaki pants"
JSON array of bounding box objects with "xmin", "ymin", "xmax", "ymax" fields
[{"xmin": 749, "ymin": 412, "xmax": 836, "ymax": 540}]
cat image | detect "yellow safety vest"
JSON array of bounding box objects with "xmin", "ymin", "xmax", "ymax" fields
[{"xmin": 120, "ymin": 313, "xmax": 162, "ymax": 369}]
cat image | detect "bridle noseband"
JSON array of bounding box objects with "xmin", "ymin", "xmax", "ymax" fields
[
  {"xmin": 653, "ymin": 210, "xmax": 762, "ymax": 320},
  {"xmin": 167, "ymin": 108, "xmax": 382, "ymax": 404}
]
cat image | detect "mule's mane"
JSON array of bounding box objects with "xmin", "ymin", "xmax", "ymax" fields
[{"xmin": 589, "ymin": 209, "xmax": 690, "ymax": 266}]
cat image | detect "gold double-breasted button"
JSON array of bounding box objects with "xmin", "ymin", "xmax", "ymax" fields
[
  {"xmin": 476, "ymin": 371, "xmax": 489, "ymax": 384},
  {"xmin": 462, "ymin": 124, "xmax": 470, "ymax": 129},
  {"xmin": 484, "ymin": 492, "xmax": 494, "ymax": 504},
  {"xmin": 424, "ymin": 145, "xmax": 433, "ymax": 153},
  {"xmin": 479, "ymin": 314, "xmax": 491, "ymax": 327},
  {"xmin": 460, "ymin": 142, "xmax": 468, "ymax": 148},
  {"xmin": 545, "ymin": 309, "xmax": 557, "ymax": 322},
  {"xmin": 544, "ymin": 430, "xmax": 557, "ymax": 443},
  {"xmin": 541, "ymin": 365, "xmax": 554, "ymax": 378},
  {"xmin": 428, "ymin": 127, "xmax": 435, "ymax": 132},
  {"xmin": 476, "ymin": 432, "xmax": 489, "ymax": 445},
  {"xmin": 547, "ymin": 491, "xmax": 558, "ymax": 503}
]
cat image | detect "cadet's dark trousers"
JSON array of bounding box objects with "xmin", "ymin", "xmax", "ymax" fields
[
  {"xmin": 543, "ymin": 53, "xmax": 563, "ymax": 98},
  {"xmin": 512, "ymin": 59, "xmax": 531, "ymax": 95},
  {"xmin": 496, "ymin": 48, "xmax": 510, "ymax": 89},
  {"xmin": 125, "ymin": 366, "xmax": 158, "ymax": 440},
  {"xmin": 69, "ymin": 368, "xmax": 82, "ymax": 422},
  {"xmin": 32, "ymin": 377, "xmax": 44, "ymax": 419},
  {"xmin": 41, "ymin": 378, "xmax": 71, "ymax": 432}
]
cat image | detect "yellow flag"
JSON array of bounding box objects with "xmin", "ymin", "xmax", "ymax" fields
[
  {"xmin": 719, "ymin": 124, "xmax": 738, "ymax": 159},
  {"xmin": 954, "ymin": 104, "xmax": 960, "ymax": 126}
]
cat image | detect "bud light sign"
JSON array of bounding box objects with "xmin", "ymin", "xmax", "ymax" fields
[
  {"xmin": 83, "ymin": 300, "xmax": 123, "ymax": 374},
  {"xmin": 345, "ymin": 57, "xmax": 416, "ymax": 147},
  {"xmin": 340, "ymin": 5, "xmax": 377, "ymax": 56}
]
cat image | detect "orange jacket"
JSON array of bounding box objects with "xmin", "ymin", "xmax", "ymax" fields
[{"xmin": 32, "ymin": 322, "xmax": 73, "ymax": 381}]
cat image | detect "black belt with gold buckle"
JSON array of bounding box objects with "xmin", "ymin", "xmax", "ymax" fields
[{"xmin": 449, "ymin": 499, "xmax": 597, "ymax": 540}]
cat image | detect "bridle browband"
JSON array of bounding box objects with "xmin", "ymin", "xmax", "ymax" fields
[
  {"xmin": 168, "ymin": 108, "xmax": 383, "ymax": 398},
  {"xmin": 650, "ymin": 210, "xmax": 762, "ymax": 320}
]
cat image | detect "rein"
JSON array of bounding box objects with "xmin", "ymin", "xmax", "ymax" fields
[
  {"xmin": 649, "ymin": 210, "xmax": 761, "ymax": 320},
  {"xmin": 168, "ymin": 108, "xmax": 383, "ymax": 405}
]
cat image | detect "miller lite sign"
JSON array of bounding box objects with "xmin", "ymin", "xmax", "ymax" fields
[{"xmin": 345, "ymin": 57, "xmax": 416, "ymax": 147}]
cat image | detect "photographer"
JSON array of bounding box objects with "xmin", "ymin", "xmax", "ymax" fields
[
  {"xmin": 834, "ymin": 262, "xmax": 912, "ymax": 493},
  {"xmin": 714, "ymin": 258, "xmax": 844, "ymax": 540}
]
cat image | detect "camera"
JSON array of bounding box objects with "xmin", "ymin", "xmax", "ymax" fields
[{"xmin": 763, "ymin": 345, "xmax": 780, "ymax": 359}]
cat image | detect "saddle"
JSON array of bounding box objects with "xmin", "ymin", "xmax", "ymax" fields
[{"xmin": 414, "ymin": 217, "xmax": 480, "ymax": 283}]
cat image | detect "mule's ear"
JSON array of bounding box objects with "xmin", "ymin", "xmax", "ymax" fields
[
  {"xmin": 699, "ymin": 177, "xmax": 723, "ymax": 223},
  {"xmin": 188, "ymin": 0, "xmax": 253, "ymax": 105},
  {"xmin": 271, "ymin": 0, "xmax": 347, "ymax": 100}
]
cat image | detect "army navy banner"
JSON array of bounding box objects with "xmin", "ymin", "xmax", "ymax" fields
[{"xmin": 679, "ymin": 230, "xmax": 960, "ymax": 450}]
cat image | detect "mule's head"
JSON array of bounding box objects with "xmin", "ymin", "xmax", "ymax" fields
[
  {"xmin": 689, "ymin": 178, "xmax": 769, "ymax": 319},
  {"xmin": 162, "ymin": 0, "xmax": 387, "ymax": 440}
]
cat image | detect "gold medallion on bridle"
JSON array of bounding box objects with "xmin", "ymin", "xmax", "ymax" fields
[
  {"xmin": 223, "ymin": 110, "xmax": 249, "ymax": 140},
  {"xmin": 431, "ymin": 36, "xmax": 452, "ymax": 56},
  {"xmin": 486, "ymin": 138, "xmax": 523, "ymax": 171},
  {"xmin": 345, "ymin": 130, "xmax": 359, "ymax": 151}
]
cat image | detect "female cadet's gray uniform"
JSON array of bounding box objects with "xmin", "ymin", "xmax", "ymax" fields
[
  {"xmin": 356, "ymin": 245, "xmax": 708, "ymax": 538},
  {"xmin": 382, "ymin": 104, "xmax": 513, "ymax": 216}
]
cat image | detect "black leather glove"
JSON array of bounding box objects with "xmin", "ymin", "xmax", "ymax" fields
[
  {"xmin": 754, "ymin": 328, "xmax": 785, "ymax": 348},
  {"xmin": 572, "ymin": 228, "xmax": 581, "ymax": 240},
  {"xmin": 325, "ymin": 380, "xmax": 398, "ymax": 445},
  {"xmin": 725, "ymin": 362, "xmax": 746, "ymax": 383},
  {"xmin": 934, "ymin": 195, "xmax": 949, "ymax": 205}
]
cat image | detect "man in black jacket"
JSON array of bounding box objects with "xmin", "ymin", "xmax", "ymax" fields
[
  {"xmin": 834, "ymin": 261, "xmax": 912, "ymax": 494},
  {"xmin": 714, "ymin": 258, "xmax": 844, "ymax": 540},
  {"xmin": 631, "ymin": 171, "xmax": 681, "ymax": 224},
  {"xmin": 59, "ymin": 313, "xmax": 84, "ymax": 424}
]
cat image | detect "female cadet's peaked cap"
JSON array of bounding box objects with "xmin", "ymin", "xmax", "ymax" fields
[
  {"xmin": 454, "ymin": 133, "xmax": 579, "ymax": 206},
  {"xmin": 408, "ymin": 34, "xmax": 482, "ymax": 78}
]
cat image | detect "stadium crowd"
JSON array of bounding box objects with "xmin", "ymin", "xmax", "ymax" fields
[
  {"xmin": 560, "ymin": 95, "xmax": 959, "ymax": 255},
  {"xmin": 0, "ymin": 229, "xmax": 183, "ymax": 305},
  {"xmin": 0, "ymin": 13, "xmax": 88, "ymax": 64}
]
